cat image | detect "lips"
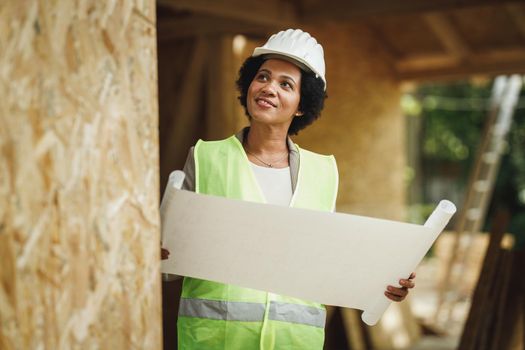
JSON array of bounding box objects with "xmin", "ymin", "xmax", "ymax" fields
[{"xmin": 255, "ymin": 97, "xmax": 276, "ymax": 108}]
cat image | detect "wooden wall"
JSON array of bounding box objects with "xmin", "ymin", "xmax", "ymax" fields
[
  {"xmin": 158, "ymin": 34, "xmax": 249, "ymax": 187},
  {"xmin": 0, "ymin": 1, "xmax": 162, "ymax": 349},
  {"xmin": 296, "ymin": 23, "xmax": 406, "ymax": 221}
]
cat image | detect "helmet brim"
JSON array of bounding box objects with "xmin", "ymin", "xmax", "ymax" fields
[{"xmin": 252, "ymin": 48, "xmax": 326, "ymax": 90}]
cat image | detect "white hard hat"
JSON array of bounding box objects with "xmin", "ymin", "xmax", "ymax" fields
[{"xmin": 252, "ymin": 29, "xmax": 326, "ymax": 90}]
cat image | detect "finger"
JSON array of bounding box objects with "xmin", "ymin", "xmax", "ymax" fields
[
  {"xmin": 161, "ymin": 248, "xmax": 170, "ymax": 259},
  {"xmin": 399, "ymin": 279, "xmax": 415, "ymax": 289},
  {"xmin": 387, "ymin": 286, "xmax": 408, "ymax": 298},
  {"xmin": 385, "ymin": 291, "xmax": 404, "ymax": 302},
  {"xmin": 409, "ymin": 272, "xmax": 416, "ymax": 279}
]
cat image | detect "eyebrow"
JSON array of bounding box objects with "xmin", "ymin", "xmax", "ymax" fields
[{"xmin": 258, "ymin": 68, "xmax": 297, "ymax": 85}]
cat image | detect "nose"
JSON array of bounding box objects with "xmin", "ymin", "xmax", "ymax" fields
[{"xmin": 261, "ymin": 79, "xmax": 277, "ymax": 96}]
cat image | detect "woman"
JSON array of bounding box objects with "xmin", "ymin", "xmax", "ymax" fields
[{"xmin": 164, "ymin": 29, "xmax": 415, "ymax": 350}]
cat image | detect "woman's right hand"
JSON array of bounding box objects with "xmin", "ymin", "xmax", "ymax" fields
[{"xmin": 161, "ymin": 248, "xmax": 170, "ymax": 260}]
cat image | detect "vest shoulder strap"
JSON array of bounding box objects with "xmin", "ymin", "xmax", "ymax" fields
[
  {"xmin": 194, "ymin": 136, "xmax": 263, "ymax": 201},
  {"xmin": 292, "ymin": 146, "xmax": 339, "ymax": 212}
]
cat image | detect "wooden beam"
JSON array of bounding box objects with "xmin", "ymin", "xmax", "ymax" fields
[
  {"xmin": 340, "ymin": 308, "xmax": 370, "ymax": 350},
  {"xmin": 471, "ymin": 47, "xmax": 525, "ymax": 63},
  {"xmin": 396, "ymin": 47, "xmax": 525, "ymax": 73},
  {"xmin": 396, "ymin": 59, "xmax": 525, "ymax": 82},
  {"xmin": 204, "ymin": 35, "xmax": 239, "ymax": 140},
  {"xmin": 303, "ymin": 0, "xmax": 524, "ymax": 21},
  {"xmin": 422, "ymin": 13, "xmax": 470, "ymax": 58},
  {"xmin": 157, "ymin": 0, "xmax": 298, "ymax": 28},
  {"xmin": 160, "ymin": 38, "xmax": 207, "ymax": 178},
  {"xmin": 157, "ymin": 15, "xmax": 272, "ymax": 41},
  {"xmin": 395, "ymin": 53, "xmax": 461, "ymax": 72},
  {"xmin": 505, "ymin": 4, "xmax": 525, "ymax": 41},
  {"xmin": 364, "ymin": 22, "xmax": 403, "ymax": 60}
]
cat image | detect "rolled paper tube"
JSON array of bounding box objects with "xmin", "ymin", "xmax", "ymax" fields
[
  {"xmin": 160, "ymin": 170, "xmax": 186, "ymax": 223},
  {"xmin": 161, "ymin": 170, "xmax": 186, "ymax": 281},
  {"xmin": 361, "ymin": 298, "xmax": 391, "ymax": 326},
  {"xmin": 360, "ymin": 199, "xmax": 456, "ymax": 326},
  {"xmin": 423, "ymin": 200, "xmax": 457, "ymax": 230}
]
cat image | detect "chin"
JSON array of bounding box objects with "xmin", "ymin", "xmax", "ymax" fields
[{"xmin": 248, "ymin": 110, "xmax": 271, "ymax": 122}]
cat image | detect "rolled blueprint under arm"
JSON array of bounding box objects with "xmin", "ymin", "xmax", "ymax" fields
[{"xmin": 360, "ymin": 200, "xmax": 457, "ymax": 325}]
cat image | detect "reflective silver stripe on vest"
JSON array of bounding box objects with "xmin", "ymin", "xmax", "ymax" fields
[
  {"xmin": 269, "ymin": 301, "xmax": 326, "ymax": 328},
  {"xmin": 179, "ymin": 298, "xmax": 265, "ymax": 322},
  {"xmin": 179, "ymin": 298, "xmax": 326, "ymax": 328}
]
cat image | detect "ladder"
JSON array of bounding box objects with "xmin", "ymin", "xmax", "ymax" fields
[{"xmin": 433, "ymin": 75, "xmax": 523, "ymax": 326}]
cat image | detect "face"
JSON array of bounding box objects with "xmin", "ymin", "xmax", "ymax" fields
[{"xmin": 246, "ymin": 58, "xmax": 302, "ymax": 129}]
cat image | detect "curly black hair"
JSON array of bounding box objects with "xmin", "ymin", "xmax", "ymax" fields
[{"xmin": 236, "ymin": 55, "xmax": 327, "ymax": 135}]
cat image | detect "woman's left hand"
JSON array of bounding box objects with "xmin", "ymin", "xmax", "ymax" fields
[{"xmin": 384, "ymin": 272, "xmax": 416, "ymax": 302}]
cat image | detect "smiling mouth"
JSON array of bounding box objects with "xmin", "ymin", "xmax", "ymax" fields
[{"xmin": 255, "ymin": 97, "xmax": 276, "ymax": 108}]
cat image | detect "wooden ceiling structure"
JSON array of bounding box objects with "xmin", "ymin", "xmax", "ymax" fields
[{"xmin": 157, "ymin": 0, "xmax": 525, "ymax": 82}]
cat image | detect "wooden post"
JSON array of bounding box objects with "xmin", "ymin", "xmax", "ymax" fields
[
  {"xmin": 159, "ymin": 38, "xmax": 208, "ymax": 187},
  {"xmin": 458, "ymin": 209, "xmax": 511, "ymax": 350},
  {"xmin": 0, "ymin": 1, "xmax": 162, "ymax": 349},
  {"xmin": 204, "ymin": 35, "xmax": 240, "ymax": 140}
]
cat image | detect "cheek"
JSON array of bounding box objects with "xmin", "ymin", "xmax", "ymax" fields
[
  {"xmin": 287, "ymin": 93, "xmax": 301, "ymax": 111},
  {"xmin": 247, "ymin": 80, "xmax": 260, "ymax": 96},
  {"xmin": 246, "ymin": 85, "xmax": 257, "ymax": 115}
]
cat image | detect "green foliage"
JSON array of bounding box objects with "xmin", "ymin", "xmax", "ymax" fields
[
  {"xmin": 404, "ymin": 78, "xmax": 525, "ymax": 247},
  {"xmin": 416, "ymin": 82, "xmax": 490, "ymax": 163}
]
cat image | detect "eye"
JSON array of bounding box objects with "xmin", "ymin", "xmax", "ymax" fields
[
  {"xmin": 281, "ymin": 81, "xmax": 293, "ymax": 90},
  {"xmin": 256, "ymin": 72, "xmax": 269, "ymax": 81}
]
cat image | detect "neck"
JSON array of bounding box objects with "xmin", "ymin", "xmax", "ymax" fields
[{"xmin": 244, "ymin": 123, "xmax": 289, "ymax": 155}]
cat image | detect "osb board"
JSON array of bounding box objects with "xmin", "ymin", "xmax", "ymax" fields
[
  {"xmin": 295, "ymin": 22, "xmax": 406, "ymax": 222},
  {"xmin": 0, "ymin": 1, "xmax": 161, "ymax": 349}
]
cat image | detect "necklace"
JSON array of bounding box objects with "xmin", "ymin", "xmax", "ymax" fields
[{"xmin": 245, "ymin": 149, "xmax": 289, "ymax": 168}]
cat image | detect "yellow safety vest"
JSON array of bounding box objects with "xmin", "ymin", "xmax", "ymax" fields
[{"xmin": 178, "ymin": 135, "xmax": 338, "ymax": 350}]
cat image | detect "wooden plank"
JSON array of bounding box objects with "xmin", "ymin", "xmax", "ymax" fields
[
  {"xmin": 204, "ymin": 35, "xmax": 241, "ymax": 140},
  {"xmin": 422, "ymin": 13, "xmax": 470, "ymax": 58},
  {"xmin": 340, "ymin": 308, "xmax": 368, "ymax": 350},
  {"xmin": 505, "ymin": 4, "xmax": 525, "ymax": 41},
  {"xmin": 160, "ymin": 38, "xmax": 207, "ymax": 179},
  {"xmin": 458, "ymin": 209, "xmax": 510, "ymax": 350},
  {"xmin": 489, "ymin": 250, "xmax": 514, "ymax": 350},
  {"xmin": 396, "ymin": 46, "xmax": 525, "ymax": 70},
  {"xmin": 364, "ymin": 22, "xmax": 403, "ymax": 60},
  {"xmin": 0, "ymin": 0, "xmax": 162, "ymax": 349},
  {"xmin": 395, "ymin": 53, "xmax": 460, "ymax": 71},
  {"xmin": 471, "ymin": 47, "xmax": 525, "ymax": 63},
  {"xmin": 303, "ymin": 0, "xmax": 524, "ymax": 21},
  {"xmin": 324, "ymin": 307, "xmax": 351, "ymax": 349},
  {"xmin": 501, "ymin": 250, "xmax": 525, "ymax": 350},
  {"xmin": 157, "ymin": 15, "xmax": 272, "ymax": 41},
  {"xmin": 396, "ymin": 59, "xmax": 525, "ymax": 82},
  {"xmin": 157, "ymin": 0, "xmax": 298, "ymax": 27}
]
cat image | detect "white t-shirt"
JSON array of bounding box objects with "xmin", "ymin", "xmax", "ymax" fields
[{"xmin": 250, "ymin": 163, "xmax": 293, "ymax": 207}]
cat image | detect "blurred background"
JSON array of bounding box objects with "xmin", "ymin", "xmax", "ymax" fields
[{"xmin": 156, "ymin": 1, "xmax": 525, "ymax": 349}]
